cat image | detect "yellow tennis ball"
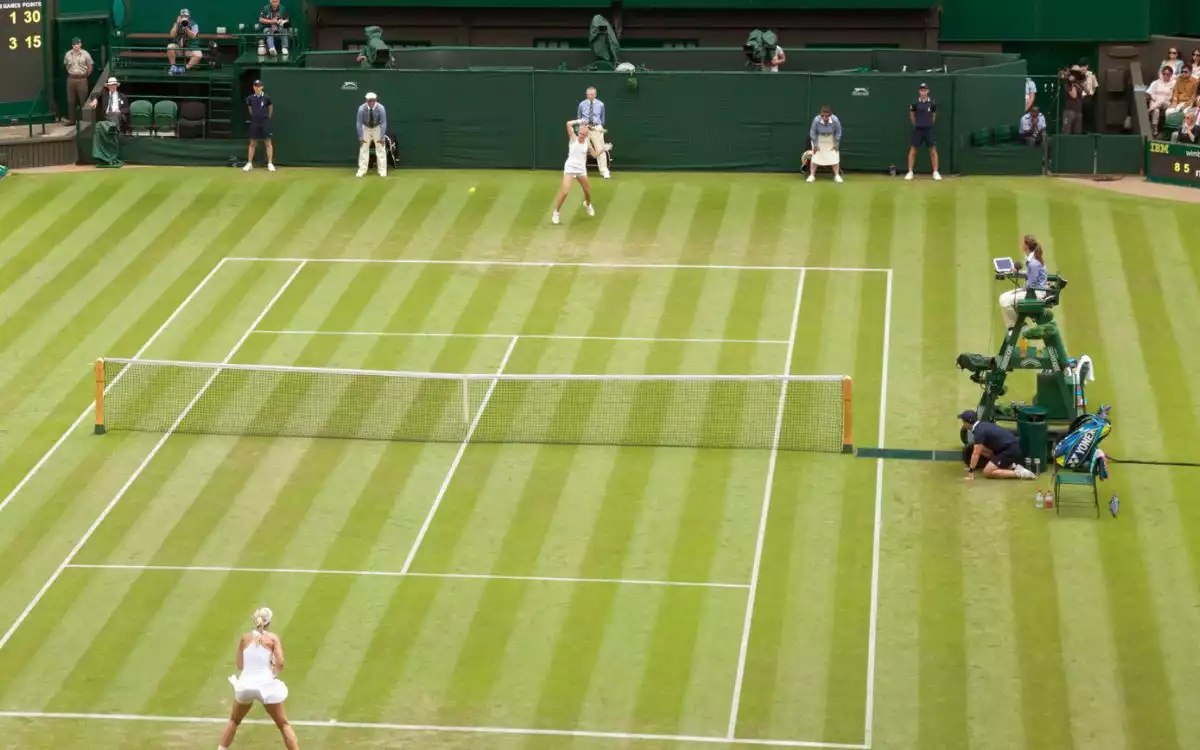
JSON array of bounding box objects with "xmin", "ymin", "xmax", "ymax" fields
[{"xmin": 468, "ymin": 186, "xmax": 476, "ymax": 193}]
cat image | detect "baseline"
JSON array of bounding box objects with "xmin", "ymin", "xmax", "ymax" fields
[
  {"xmin": 63, "ymin": 563, "xmax": 748, "ymax": 590},
  {"xmin": 224, "ymin": 256, "xmax": 890, "ymax": 273},
  {"xmin": 0, "ymin": 262, "xmax": 308, "ymax": 651},
  {"xmin": 0, "ymin": 257, "xmax": 231, "ymax": 517},
  {"xmin": 0, "ymin": 710, "xmax": 868, "ymax": 749},
  {"xmin": 254, "ymin": 331, "xmax": 789, "ymax": 346}
]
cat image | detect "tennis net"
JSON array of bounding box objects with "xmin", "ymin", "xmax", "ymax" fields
[{"xmin": 94, "ymin": 358, "xmax": 853, "ymax": 453}]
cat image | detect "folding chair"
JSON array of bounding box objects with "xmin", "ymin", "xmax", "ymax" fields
[{"xmin": 1053, "ymin": 453, "xmax": 1102, "ymax": 517}]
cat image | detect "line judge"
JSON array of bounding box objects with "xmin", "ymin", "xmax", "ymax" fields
[
  {"xmin": 355, "ymin": 92, "xmax": 388, "ymax": 178},
  {"xmin": 577, "ymin": 87, "xmax": 612, "ymax": 178}
]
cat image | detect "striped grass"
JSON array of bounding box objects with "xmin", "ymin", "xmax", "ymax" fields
[{"xmin": 0, "ymin": 170, "xmax": 1198, "ymax": 750}]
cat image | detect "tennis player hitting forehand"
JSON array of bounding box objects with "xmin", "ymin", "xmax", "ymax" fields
[{"xmin": 552, "ymin": 118, "xmax": 605, "ymax": 225}]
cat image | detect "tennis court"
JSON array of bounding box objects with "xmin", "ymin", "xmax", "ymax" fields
[{"xmin": 0, "ymin": 249, "xmax": 889, "ymax": 749}]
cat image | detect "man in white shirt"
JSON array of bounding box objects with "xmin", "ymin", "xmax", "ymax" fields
[
  {"xmin": 763, "ymin": 45, "xmax": 786, "ymax": 72},
  {"xmin": 1146, "ymin": 65, "xmax": 1177, "ymax": 138},
  {"xmin": 355, "ymin": 92, "xmax": 388, "ymax": 178}
]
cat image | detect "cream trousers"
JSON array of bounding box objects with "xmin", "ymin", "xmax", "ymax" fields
[
  {"xmin": 999, "ymin": 288, "xmax": 1046, "ymax": 328},
  {"xmin": 587, "ymin": 126, "xmax": 609, "ymax": 174},
  {"xmin": 358, "ymin": 125, "xmax": 386, "ymax": 175}
]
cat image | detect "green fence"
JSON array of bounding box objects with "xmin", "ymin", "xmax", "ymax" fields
[{"xmin": 260, "ymin": 66, "xmax": 1035, "ymax": 172}]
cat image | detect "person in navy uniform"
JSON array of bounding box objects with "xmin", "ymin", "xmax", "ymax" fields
[
  {"xmin": 244, "ymin": 80, "xmax": 275, "ymax": 172},
  {"xmin": 906, "ymin": 82, "xmax": 941, "ymax": 181},
  {"xmin": 959, "ymin": 410, "xmax": 1036, "ymax": 481}
]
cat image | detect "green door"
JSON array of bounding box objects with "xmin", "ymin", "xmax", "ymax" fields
[{"xmin": 54, "ymin": 16, "xmax": 110, "ymax": 119}]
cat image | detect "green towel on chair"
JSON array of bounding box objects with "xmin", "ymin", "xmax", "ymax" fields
[{"xmin": 92, "ymin": 120, "xmax": 123, "ymax": 167}]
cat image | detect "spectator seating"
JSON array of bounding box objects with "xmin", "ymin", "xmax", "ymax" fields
[
  {"xmin": 129, "ymin": 100, "xmax": 154, "ymax": 133},
  {"xmin": 177, "ymin": 101, "xmax": 207, "ymax": 138},
  {"xmin": 154, "ymin": 101, "xmax": 179, "ymax": 134}
]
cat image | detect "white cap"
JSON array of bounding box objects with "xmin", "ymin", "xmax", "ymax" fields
[
  {"xmin": 107, "ymin": 77, "xmax": 119, "ymax": 85},
  {"xmin": 365, "ymin": 92, "xmax": 377, "ymax": 100}
]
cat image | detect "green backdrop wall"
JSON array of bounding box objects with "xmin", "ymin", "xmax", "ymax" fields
[{"xmin": 257, "ymin": 67, "xmax": 1029, "ymax": 173}]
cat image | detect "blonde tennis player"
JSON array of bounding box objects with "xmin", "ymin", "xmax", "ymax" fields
[
  {"xmin": 218, "ymin": 607, "xmax": 299, "ymax": 750},
  {"xmin": 552, "ymin": 118, "xmax": 606, "ymax": 225}
]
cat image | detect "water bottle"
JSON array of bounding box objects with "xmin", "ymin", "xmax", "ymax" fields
[
  {"xmin": 1025, "ymin": 458, "xmax": 1033, "ymax": 472},
  {"xmin": 1035, "ymin": 490, "xmax": 1045, "ymax": 509},
  {"xmin": 1044, "ymin": 492, "xmax": 1054, "ymax": 510},
  {"xmin": 1110, "ymin": 495, "xmax": 1119, "ymax": 517},
  {"xmin": 1034, "ymin": 458, "xmax": 1041, "ymax": 475}
]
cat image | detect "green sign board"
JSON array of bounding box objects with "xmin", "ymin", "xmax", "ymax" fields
[{"xmin": 1146, "ymin": 139, "xmax": 1200, "ymax": 188}]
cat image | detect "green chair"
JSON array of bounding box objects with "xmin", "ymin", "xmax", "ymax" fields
[
  {"xmin": 129, "ymin": 100, "xmax": 153, "ymax": 133},
  {"xmin": 994, "ymin": 124, "xmax": 1015, "ymax": 143},
  {"xmin": 970, "ymin": 128, "xmax": 991, "ymax": 147},
  {"xmin": 1052, "ymin": 454, "xmax": 1102, "ymax": 517},
  {"xmin": 153, "ymin": 100, "xmax": 178, "ymax": 134}
]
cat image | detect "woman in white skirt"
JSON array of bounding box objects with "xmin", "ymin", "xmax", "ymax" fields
[
  {"xmin": 805, "ymin": 106, "xmax": 843, "ymax": 183},
  {"xmin": 218, "ymin": 607, "xmax": 300, "ymax": 750},
  {"xmin": 552, "ymin": 118, "xmax": 607, "ymax": 224}
]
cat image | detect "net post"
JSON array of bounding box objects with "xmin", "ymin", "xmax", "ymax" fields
[
  {"xmin": 94, "ymin": 359, "xmax": 107, "ymax": 435},
  {"xmin": 841, "ymin": 376, "xmax": 852, "ymax": 453},
  {"xmin": 462, "ymin": 376, "xmax": 470, "ymax": 424}
]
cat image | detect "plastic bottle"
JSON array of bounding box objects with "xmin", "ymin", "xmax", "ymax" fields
[
  {"xmin": 1019, "ymin": 338, "xmax": 1028, "ymax": 358},
  {"xmin": 1034, "ymin": 458, "xmax": 1041, "ymax": 475},
  {"xmin": 1110, "ymin": 495, "xmax": 1119, "ymax": 517},
  {"xmin": 1044, "ymin": 492, "xmax": 1054, "ymax": 510},
  {"xmin": 1036, "ymin": 490, "xmax": 1045, "ymax": 509}
]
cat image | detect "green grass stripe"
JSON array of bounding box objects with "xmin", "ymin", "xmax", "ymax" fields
[
  {"xmin": 1049, "ymin": 194, "xmax": 1165, "ymax": 750},
  {"xmin": 999, "ymin": 187, "xmax": 1073, "ymax": 750},
  {"xmin": 915, "ymin": 190, "xmax": 969, "ymax": 750},
  {"xmin": 0, "ymin": 177, "xmax": 168, "ymax": 356},
  {"xmin": 613, "ymin": 181, "xmax": 675, "ymax": 260},
  {"xmin": 0, "ymin": 176, "xmax": 118, "ymax": 300},
  {"xmin": 0, "ymin": 181, "xmax": 229, "ymax": 423},
  {"xmin": 0, "ymin": 179, "xmax": 69, "ymax": 250},
  {"xmin": 746, "ymin": 183, "xmax": 789, "ymax": 267}
]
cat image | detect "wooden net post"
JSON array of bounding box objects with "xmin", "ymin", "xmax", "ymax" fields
[
  {"xmin": 94, "ymin": 359, "xmax": 106, "ymax": 435},
  {"xmin": 841, "ymin": 376, "xmax": 853, "ymax": 453}
]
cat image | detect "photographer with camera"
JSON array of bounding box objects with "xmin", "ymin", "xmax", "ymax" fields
[
  {"xmin": 167, "ymin": 8, "xmax": 202, "ymax": 74},
  {"xmin": 258, "ymin": 0, "xmax": 290, "ymax": 58},
  {"xmin": 1059, "ymin": 66, "xmax": 1086, "ymax": 134}
]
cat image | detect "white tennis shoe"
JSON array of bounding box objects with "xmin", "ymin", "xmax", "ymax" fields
[
  {"xmin": 584, "ymin": 201, "xmax": 595, "ymax": 217},
  {"xmin": 904, "ymin": 171, "xmax": 914, "ymax": 180},
  {"xmin": 552, "ymin": 211, "xmax": 560, "ymax": 225},
  {"xmin": 835, "ymin": 174, "xmax": 844, "ymax": 184},
  {"xmin": 933, "ymin": 171, "xmax": 943, "ymax": 180},
  {"xmin": 806, "ymin": 174, "xmax": 815, "ymax": 183},
  {"xmin": 267, "ymin": 163, "xmax": 276, "ymax": 172},
  {"xmin": 243, "ymin": 162, "xmax": 252, "ymax": 172}
]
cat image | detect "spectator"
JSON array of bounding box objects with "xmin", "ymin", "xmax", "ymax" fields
[
  {"xmin": 1191, "ymin": 49, "xmax": 1200, "ymax": 78},
  {"xmin": 577, "ymin": 86, "xmax": 611, "ymax": 178},
  {"xmin": 1167, "ymin": 65, "xmax": 1197, "ymax": 118},
  {"xmin": 1173, "ymin": 111, "xmax": 1198, "ymax": 144},
  {"xmin": 1161, "ymin": 47, "xmax": 1183, "ymax": 76},
  {"xmin": 906, "ymin": 82, "xmax": 940, "ymax": 181},
  {"xmin": 1019, "ymin": 106, "xmax": 1046, "ymax": 146},
  {"xmin": 355, "ymin": 92, "xmax": 387, "ymax": 178},
  {"xmin": 90, "ymin": 77, "xmax": 129, "ymax": 131},
  {"xmin": 1024, "ymin": 77, "xmax": 1036, "ymax": 111},
  {"xmin": 244, "ymin": 80, "xmax": 275, "ymax": 172},
  {"xmin": 258, "ymin": 0, "xmax": 290, "ymax": 58},
  {"xmin": 62, "ymin": 37, "xmax": 94, "ymax": 126},
  {"xmin": 1146, "ymin": 65, "xmax": 1176, "ymax": 138},
  {"xmin": 763, "ymin": 44, "xmax": 786, "ymax": 73},
  {"xmin": 1060, "ymin": 68, "xmax": 1085, "ymax": 134},
  {"xmin": 167, "ymin": 8, "xmax": 202, "ymax": 74}
]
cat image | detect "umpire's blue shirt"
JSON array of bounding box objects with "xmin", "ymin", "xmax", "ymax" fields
[{"xmin": 246, "ymin": 92, "xmax": 272, "ymax": 121}]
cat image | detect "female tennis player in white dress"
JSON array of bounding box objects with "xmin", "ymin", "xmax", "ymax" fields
[
  {"xmin": 218, "ymin": 607, "xmax": 300, "ymax": 750},
  {"xmin": 552, "ymin": 118, "xmax": 607, "ymax": 224}
]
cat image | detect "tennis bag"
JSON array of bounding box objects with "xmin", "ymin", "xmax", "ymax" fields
[{"xmin": 1053, "ymin": 405, "xmax": 1112, "ymax": 471}]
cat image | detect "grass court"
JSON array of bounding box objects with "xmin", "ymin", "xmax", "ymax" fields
[{"xmin": 0, "ymin": 168, "xmax": 1198, "ymax": 750}]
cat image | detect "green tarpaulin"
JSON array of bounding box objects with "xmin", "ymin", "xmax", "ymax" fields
[{"xmin": 92, "ymin": 121, "xmax": 123, "ymax": 167}]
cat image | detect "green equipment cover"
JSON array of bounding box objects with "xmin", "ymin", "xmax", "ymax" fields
[
  {"xmin": 361, "ymin": 26, "xmax": 392, "ymax": 69},
  {"xmin": 589, "ymin": 16, "xmax": 619, "ymax": 69},
  {"xmin": 92, "ymin": 120, "xmax": 123, "ymax": 167},
  {"xmin": 743, "ymin": 30, "xmax": 778, "ymax": 68}
]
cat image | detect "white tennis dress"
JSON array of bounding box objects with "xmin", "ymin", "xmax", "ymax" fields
[
  {"xmin": 564, "ymin": 138, "xmax": 588, "ymax": 176},
  {"xmin": 229, "ymin": 635, "xmax": 288, "ymax": 705}
]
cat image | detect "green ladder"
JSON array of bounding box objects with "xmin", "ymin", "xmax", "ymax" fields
[{"xmin": 208, "ymin": 77, "xmax": 234, "ymax": 139}]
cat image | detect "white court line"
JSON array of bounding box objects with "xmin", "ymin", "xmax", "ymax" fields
[
  {"xmin": 0, "ymin": 257, "xmax": 230, "ymax": 518},
  {"xmin": 254, "ymin": 330, "xmax": 789, "ymax": 345},
  {"xmin": 399, "ymin": 335, "xmax": 519, "ymax": 575},
  {"xmin": 862, "ymin": 269, "xmax": 893, "ymax": 748},
  {"xmin": 0, "ymin": 710, "xmax": 868, "ymax": 749},
  {"xmin": 64, "ymin": 563, "xmax": 748, "ymax": 590},
  {"xmin": 0, "ymin": 262, "xmax": 308, "ymax": 652},
  {"xmin": 224, "ymin": 256, "xmax": 889, "ymax": 273},
  {"xmin": 726, "ymin": 269, "xmax": 806, "ymax": 739}
]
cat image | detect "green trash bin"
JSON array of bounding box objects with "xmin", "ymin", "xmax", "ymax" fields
[{"xmin": 1017, "ymin": 406, "xmax": 1049, "ymax": 472}]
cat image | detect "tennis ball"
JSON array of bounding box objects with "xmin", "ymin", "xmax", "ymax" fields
[{"xmin": 468, "ymin": 186, "xmax": 476, "ymax": 193}]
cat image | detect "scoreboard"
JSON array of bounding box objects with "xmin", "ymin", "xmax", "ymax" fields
[
  {"xmin": 1146, "ymin": 140, "xmax": 1200, "ymax": 189},
  {"xmin": 0, "ymin": 0, "xmax": 44, "ymax": 105}
]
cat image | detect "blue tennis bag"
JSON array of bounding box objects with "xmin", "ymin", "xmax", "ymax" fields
[{"xmin": 1054, "ymin": 405, "xmax": 1112, "ymax": 473}]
